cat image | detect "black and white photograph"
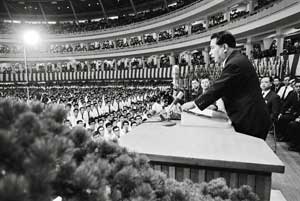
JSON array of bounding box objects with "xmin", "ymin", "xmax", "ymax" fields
[{"xmin": 0, "ymin": 0, "xmax": 300, "ymax": 201}]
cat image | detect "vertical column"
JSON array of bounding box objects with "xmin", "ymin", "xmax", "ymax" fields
[
  {"xmin": 204, "ymin": 16, "xmax": 209, "ymax": 29},
  {"xmin": 276, "ymin": 29, "xmax": 284, "ymax": 57},
  {"xmin": 247, "ymin": 0, "xmax": 254, "ymax": 14},
  {"xmin": 128, "ymin": 58, "xmax": 132, "ymax": 70},
  {"xmin": 225, "ymin": 8, "xmax": 230, "ymax": 22},
  {"xmin": 141, "ymin": 34, "xmax": 145, "ymax": 44},
  {"xmin": 142, "ymin": 56, "xmax": 145, "ymax": 68},
  {"xmin": 171, "ymin": 28, "xmax": 175, "ymax": 38},
  {"xmin": 101, "ymin": 61, "xmax": 105, "ymax": 71},
  {"xmin": 169, "ymin": 52, "xmax": 175, "ymax": 66},
  {"xmin": 188, "ymin": 23, "xmax": 192, "ymax": 35},
  {"xmin": 113, "ymin": 59, "xmax": 117, "ymax": 70},
  {"xmin": 202, "ymin": 47, "xmax": 210, "ymax": 68},
  {"xmin": 187, "ymin": 51, "xmax": 192, "ymax": 66},
  {"xmin": 157, "ymin": 55, "xmax": 161, "ymax": 68},
  {"xmin": 156, "ymin": 32, "xmax": 159, "ymax": 42},
  {"xmin": 245, "ymin": 37, "xmax": 253, "ymax": 59},
  {"xmin": 263, "ymin": 38, "xmax": 273, "ymax": 50}
]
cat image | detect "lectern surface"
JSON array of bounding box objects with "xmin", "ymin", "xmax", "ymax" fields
[{"xmin": 119, "ymin": 120, "xmax": 284, "ymax": 173}]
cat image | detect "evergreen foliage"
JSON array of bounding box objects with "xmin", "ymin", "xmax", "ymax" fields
[{"xmin": 0, "ymin": 98, "xmax": 259, "ymax": 201}]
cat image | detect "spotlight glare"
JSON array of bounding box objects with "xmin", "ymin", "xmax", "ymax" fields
[{"xmin": 23, "ymin": 30, "xmax": 40, "ymax": 46}]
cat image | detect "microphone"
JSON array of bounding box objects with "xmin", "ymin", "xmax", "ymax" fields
[{"xmin": 168, "ymin": 91, "xmax": 184, "ymax": 111}]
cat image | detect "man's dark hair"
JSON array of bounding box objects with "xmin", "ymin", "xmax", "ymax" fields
[
  {"xmin": 273, "ymin": 76, "xmax": 280, "ymax": 81},
  {"xmin": 113, "ymin": 126, "xmax": 120, "ymax": 131},
  {"xmin": 211, "ymin": 31, "xmax": 236, "ymax": 48},
  {"xmin": 262, "ymin": 76, "xmax": 273, "ymax": 83},
  {"xmin": 105, "ymin": 122, "xmax": 112, "ymax": 128},
  {"xmin": 122, "ymin": 120, "xmax": 129, "ymax": 127}
]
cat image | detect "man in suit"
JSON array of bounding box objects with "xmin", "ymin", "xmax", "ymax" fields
[
  {"xmin": 277, "ymin": 78, "xmax": 298, "ymax": 141},
  {"xmin": 285, "ymin": 81, "xmax": 300, "ymax": 151},
  {"xmin": 260, "ymin": 76, "xmax": 281, "ymax": 121},
  {"xmin": 273, "ymin": 77, "xmax": 283, "ymax": 93},
  {"xmin": 182, "ymin": 31, "xmax": 271, "ymax": 140}
]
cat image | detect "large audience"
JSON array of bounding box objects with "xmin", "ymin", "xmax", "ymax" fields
[
  {"xmin": 0, "ymin": 0, "xmax": 198, "ymax": 35},
  {"xmin": 1, "ymin": 68, "xmax": 299, "ymax": 151},
  {"xmin": 0, "ymin": 0, "xmax": 277, "ymax": 35},
  {"xmin": 0, "ymin": 86, "xmax": 174, "ymax": 143},
  {"xmin": 0, "ymin": 0, "xmax": 283, "ymax": 56}
]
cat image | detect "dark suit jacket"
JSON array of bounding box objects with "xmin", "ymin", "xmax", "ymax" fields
[
  {"xmin": 281, "ymin": 91, "xmax": 300, "ymax": 117},
  {"xmin": 194, "ymin": 51, "xmax": 271, "ymax": 140},
  {"xmin": 264, "ymin": 91, "xmax": 281, "ymax": 121},
  {"xmin": 273, "ymin": 84, "xmax": 283, "ymax": 93}
]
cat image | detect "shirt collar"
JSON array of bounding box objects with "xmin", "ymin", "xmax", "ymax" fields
[
  {"xmin": 222, "ymin": 50, "xmax": 235, "ymax": 67},
  {"xmin": 262, "ymin": 89, "xmax": 271, "ymax": 98}
]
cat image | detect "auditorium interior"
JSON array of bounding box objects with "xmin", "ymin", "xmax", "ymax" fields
[{"xmin": 0, "ymin": 0, "xmax": 300, "ymax": 201}]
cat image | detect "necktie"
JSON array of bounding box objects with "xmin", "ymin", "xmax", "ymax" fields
[{"xmin": 282, "ymin": 86, "xmax": 287, "ymax": 100}]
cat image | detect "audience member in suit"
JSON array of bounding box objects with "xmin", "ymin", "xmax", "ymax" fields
[
  {"xmin": 191, "ymin": 78, "xmax": 202, "ymax": 100},
  {"xmin": 260, "ymin": 76, "xmax": 281, "ymax": 122},
  {"xmin": 285, "ymin": 82, "xmax": 300, "ymax": 151},
  {"xmin": 182, "ymin": 31, "xmax": 271, "ymax": 140},
  {"xmin": 273, "ymin": 77, "xmax": 283, "ymax": 93},
  {"xmin": 277, "ymin": 76, "xmax": 294, "ymax": 103},
  {"xmin": 277, "ymin": 78, "xmax": 298, "ymax": 141}
]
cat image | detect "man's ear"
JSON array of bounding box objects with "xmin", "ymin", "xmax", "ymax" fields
[{"xmin": 223, "ymin": 44, "xmax": 229, "ymax": 54}]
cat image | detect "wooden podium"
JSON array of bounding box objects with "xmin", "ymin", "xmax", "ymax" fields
[{"xmin": 119, "ymin": 112, "xmax": 285, "ymax": 201}]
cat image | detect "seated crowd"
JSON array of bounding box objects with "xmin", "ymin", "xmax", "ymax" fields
[
  {"xmin": 0, "ymin": 0, "xmax": 198, "ymax": 35},
  {"xmin": 259, "ymin": 76, "xmax": 300, "ymax": 152},
  {"xmin": 0, "ymin": 86, "xmax": 174, "ymax": 143},
  {"xmin": 188, "ymin": 74, "xmax": 300, "ymax": 152},
  {"xmin": 0, "ymin": 0, "xmax": 284, "ymax": 56}
]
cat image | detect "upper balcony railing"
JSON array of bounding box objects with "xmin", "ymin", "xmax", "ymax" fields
[
  {"xmin": 0, "ymin": 0, "xmax": 297, "ymax": 62},
  {"xmin": 0, "ymin": 0, "xmax": 225, "ymax": 42}
]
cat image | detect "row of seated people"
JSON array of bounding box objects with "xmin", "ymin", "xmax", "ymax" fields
[
  {"xmin": 0, "ymin": 86, "xmax": 174, "ymax": 143},
  {"xmin": 0, "ymin": 0, "xmax": 196, "ymax": 35},
  {"xmin": 260, "ymin": 75, "xmax": 300, "ymax": 152},
  {"xmin": 0, "ymin": 26, "xmax": 198, "ymax": 55},
  {"xmin": 255, "ymin": 0, "xmax": 279, "ymax": 11},
  {"xmin": 188, "ymin": 74, "xmax": 300, "ymax": 152},
  {"xmin": 229, "ymin": 9, "xmax": 249, "ymax": 21},
  {"xmin": 0, "ymin": 57, "xmax": 207, "ymax": 73}
]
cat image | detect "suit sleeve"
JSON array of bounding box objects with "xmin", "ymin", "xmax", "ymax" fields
[{"xmin": 194, "ymin": 63, "xmax": 241, "ymax": 110}]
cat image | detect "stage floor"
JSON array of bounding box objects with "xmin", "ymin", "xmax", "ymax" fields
[{"xmin": 267, "ymin": 134, "xmax": 300, "ymax": 201}]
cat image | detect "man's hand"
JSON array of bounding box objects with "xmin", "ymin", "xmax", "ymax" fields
[{"xmin": 181, "ymin": 101, "xmax": 196, "ymax": 111}]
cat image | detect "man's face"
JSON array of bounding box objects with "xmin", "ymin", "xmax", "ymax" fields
[
  {"xmin": 78, "ymin": 121, "xmax": 85, "ymax": 127},
  {"xmin": 201, "ymin": 79, "xmax": 210, "ymax": 90},
  {"xmin": 74, "ymin": 109, "xmax": 79, "ymax": 116},
  {"xmin": 273, "ymin": 78, "xmax": 280, "ymax": 87},
  {"xmin": 260, "ymin": 77, "xmax": 272, "ymax": 91},
  {"xmin": 66, "ymin": 105, "xmax": 71, "ymax": 112},
  {"xmin": 89, "ymin": 123, "xmax": 95, "ymax": 130},
  {"xmin": 191, "ymin": 80, "xmax": 200, "ymax": 90},
  {"xmin": 113, "ymin": 129, "xmax": 120, "ymax": 137},
  {"xmin": 295, "ymin": 83, "xmax": 300, "ymax": 93},
  {"xmin": 283, "ymin": 77, "xmax": 290, "ymax": 86},
  {"xmin": 106, "ymin": 125, "xmax": 112, "ymax": 132},
  {"xmin": 209, "ymin": 38, "xmax": 226, "ymax": 64},
  {"xmin": 123, "ymin": 123, "xmax": 129, "ymax": 130}
]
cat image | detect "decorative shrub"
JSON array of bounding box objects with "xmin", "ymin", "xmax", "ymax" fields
[{"xmin": 0, "ymin": 98, "xmax": 259, "ymax": 201}]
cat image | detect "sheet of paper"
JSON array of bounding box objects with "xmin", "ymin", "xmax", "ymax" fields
[{"xmin": 189, "ymin": 107, "xmax": 213, "ymax": 117}]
